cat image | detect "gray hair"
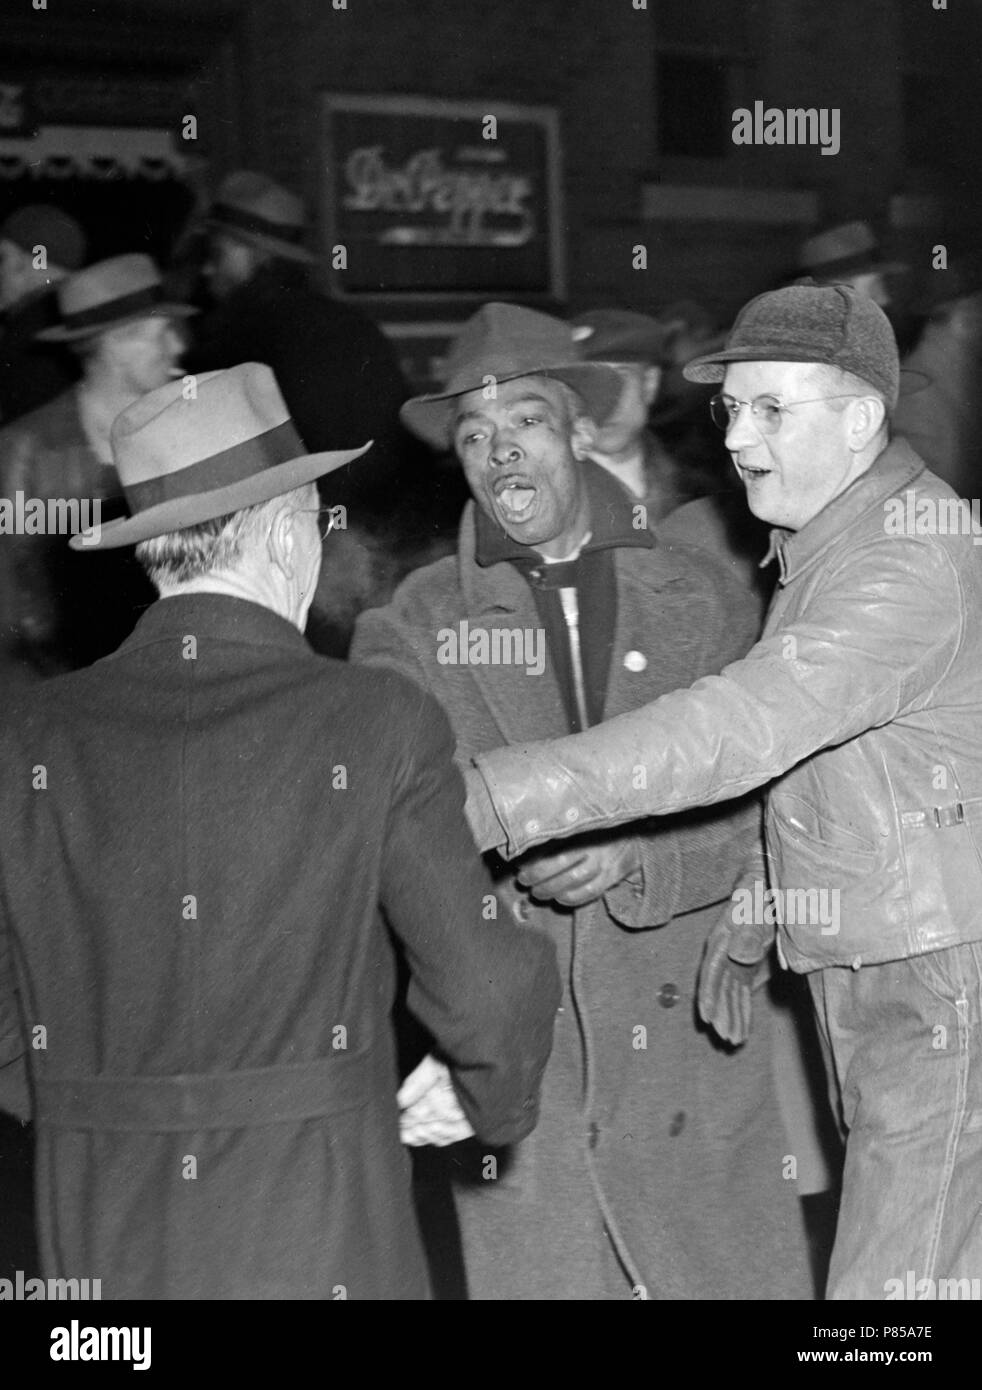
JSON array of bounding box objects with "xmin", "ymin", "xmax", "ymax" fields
[{"xmin": 135, "ymin": 484, "xmax": 311, "ymax": 589}]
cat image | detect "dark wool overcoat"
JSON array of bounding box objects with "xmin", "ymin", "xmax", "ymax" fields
[
  {"xmin": 0, "ymin": 594, "xmax": 559, "ymax": 1299},
  {"xmin": 353, "ymin": 493, "xmax": 817, "ymax": 1301}
]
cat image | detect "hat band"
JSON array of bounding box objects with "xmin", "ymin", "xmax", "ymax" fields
[
  {"xmin": 211, "ymin": 202, "xmax": 305, "ymax": 245},
  {"xmin": 60, "ymin": 283, "xmax": 163, "ymax": 330},
  {"xmin": 125, "ymin": 420, "xmax": 305, "ymax": 516}
]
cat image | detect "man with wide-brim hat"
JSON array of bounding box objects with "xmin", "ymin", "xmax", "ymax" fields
[
  {"xmin": 185, "ymin": 171, "xmax": 419, "ymax": 533},
  {"xmin": 353, "ymin": 305, "xmax": 818, "ymax": 1300},
  {"xmin": 794, "ymin": 218, "xmax": 906, "ymax": 309},
  {"xmin": 0, "ymin": 359, "xmax": 560, "ymax": 1299},
  {"xmin": 464, "ymin": 280, "xmax": 982, "ymax": 1301},
  {"xmin": 400, "ymin": 301, "xmax": 623, "ymax": 452},
  {"xmin": 0, "ymin": 254, "xmax": 197, "ymax": 675}
]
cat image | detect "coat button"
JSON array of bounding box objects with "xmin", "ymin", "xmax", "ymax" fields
[
  {"xmin": 588, "ymin": 1121, "xmax": 599, "ymax": 1149},
  {"xmin": 658, "ymin": 982, "xmax": 680, "ymax": 1008},
  {"xmin": 511, "ymin": 898, "xmax": 532, "ymax": 924},
  {"xmin": 624, "ymin": 650, "xmax": 647, "ymax": 672},
  {"xmin": 525, "ymin": 819, "xmax": 540, "ymax": 836},
  {"xmin": 669, "ymin": 1111, "xmax": 686, "ymax": 1137},
  {"xmin": 564, "ymin": 807, "xmax": 579, "ymax": 823}
]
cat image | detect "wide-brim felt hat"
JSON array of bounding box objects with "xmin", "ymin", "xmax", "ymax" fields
[
  {"xmin": 571, "ymin": 307, "xmax": 674, "ymax": 366},
  {"xmin": 795, "ymin": 219, "xmax": 906, "ymax": 281},
  {"xmin": 206, "ymin": 170, "xmax": 317, "ymax": 265},
  {"xmin": 401, "ymin": 302, "xmax": 624, "ymax": 449},
  {"xmin": 37, "ymin": 253, "xmax": 197, "ymax": 342},
  {"xmin": 71, "ymin": 362, "xmax": 372, "ymax": 550}
]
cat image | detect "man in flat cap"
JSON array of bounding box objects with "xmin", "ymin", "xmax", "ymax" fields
[
  {"xmin": 0, "ymin": 361, "xmax": 559, "ymax": 1299},
  {"xmin": 353, "ymin": 303, "xmax": 816, "ymax": 1301},
  {"xmin": 0, "ymin": 253, "xmax": 193, "ymax": 676},
  {"xmin": 466, "ymin": 283, "xmax": 982, "ymax": 1300}
]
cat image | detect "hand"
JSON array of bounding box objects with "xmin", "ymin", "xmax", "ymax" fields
[
  {"xmin": 697, "ymin": 918, "xmax": 771, "ymax": 1046},
  {"xmin": 397, "ymin": 1055, "xmax": 474, "ymax": 1148},
  {"xmin": 515, "ymin": 834, "xmax": 641, "ymax": 908}
]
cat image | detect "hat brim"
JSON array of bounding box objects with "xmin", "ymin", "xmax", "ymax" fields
[
  {"xmin": 682, "ymin": 346, "xmax": 834, "ymax": 383},
  {"xmin": 38, "ymin": 303, "xmax": 199, "ymax": 343},
  {"xmin": 401, "ymin": 364, "xmax": 624, "ymax": 450},
  {"xmin": 206, "ymin": 216, "xmax": 317, "ymax": 265},
  {"xmin": 70, "ymin": 440, "xmax": 372, "ymax": 550}
]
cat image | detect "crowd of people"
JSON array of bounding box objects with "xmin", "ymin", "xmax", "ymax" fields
[{"xmin": 0, "ymin": 171, "xmax": 980, "ymax": 1301}]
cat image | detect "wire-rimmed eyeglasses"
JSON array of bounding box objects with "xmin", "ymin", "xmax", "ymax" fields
[
  {"xmin": 294, "ymin": 504, "xmax": 339, "ymax": 541},
  {"xmin": 709, "ymin": 392, "xmax": 865, "ymax": 434}
]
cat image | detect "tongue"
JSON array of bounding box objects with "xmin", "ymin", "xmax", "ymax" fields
[{"xmin": 501, "ymin": 487, "xmax": 535, "ymax": 512}]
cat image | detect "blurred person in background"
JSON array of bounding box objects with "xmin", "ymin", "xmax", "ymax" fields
[
  {"xmin": 893, "ymin": 247, "xmax": 982, "ymax": 500},
  {"xmin": 184, "ymin": 171, "xmax": 442, "ymax": 654},
  {"xmin": 575, "ymin": 307, "xmax": 773, "ymax": 601},
  {"xmin": 0, "ymin": 254, "xmax": 193, "ymax": 677},
  {"xmin": 0, "ymin": 204, "xmax": 87, "ymax": 425}
]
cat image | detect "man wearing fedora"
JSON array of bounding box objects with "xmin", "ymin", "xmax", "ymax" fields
[
  {"xmin": 185, "ymin": 171, "xmax": 419, "ymax": 524},
  {"xmin": 0, "ymin": 203, "xmax": 88, "ymax": 425},
  {"xmin": 795, "ymin": 219, "xmax": 905, "ymax": 312},
  {"xmin": 352, "ymin": 303, "xmax": 816, "ymax": 1300},
  {"xmin": 573, "ymin": 306, "xmax": 774, "ymax": 602},
  {"xmin": 464, "ymin": 283, "xmax": 982, "ymax": 1300},
  {"xmin": 0, "ymin": 253, "xmax": 194, "ymax": 676},
  {"xmin": 0, "ymin": 361, "xmax": 559, "ymax": 1299}
]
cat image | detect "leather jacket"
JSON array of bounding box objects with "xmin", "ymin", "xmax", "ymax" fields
[{"xmin": 468, "ymin": 439, "xmax": 982, "ymax": 972}]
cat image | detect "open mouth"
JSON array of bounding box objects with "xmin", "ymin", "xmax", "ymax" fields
[
  {"xmin": 493, "ymin": 475, "xmax": 538, "ymax": 522},
  {"xmin": 737, "ymin": 463, "xmax": 772, "ymax": 482}
]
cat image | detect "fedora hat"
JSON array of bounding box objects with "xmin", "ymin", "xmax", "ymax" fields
[
  {"xmin": 71, "ymin": 362, "xmax": 372, "ymax": 550},
  {"xmin": 401, "ymin": 303, "xmax": 624, "ymax": 449},
  {"xmin": 796, "ymin": 219, "xmax": 905, "ymax": 282},
  {"xmin": 571, "ymin": 308, "xmax": 674, "ymax": 366},
  {"xmin": 207, "ymin": 171, "xmax": 317, "ymax": 264},
  {"xmin": 37, "ymin": 254, "xmax": 197, "ymax": 343},
  {"xmin": 0, "ymin": 203, "xmax": 87, "ymax": 270}
]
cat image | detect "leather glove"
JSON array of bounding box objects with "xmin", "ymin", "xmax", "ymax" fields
[{"xmin": 697, "ymin": 908, "xmax": 773, "ymax": 1046}]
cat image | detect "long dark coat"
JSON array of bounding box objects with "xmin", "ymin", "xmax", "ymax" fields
[
  {"xmin": 0, "ymin": 594, "xmax": 559, "ymax": 1299},
  {"xmin": 353, "ymin": 498, "xmax": 818, "ymax": 1300}
]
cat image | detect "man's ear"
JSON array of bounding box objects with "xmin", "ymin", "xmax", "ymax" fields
[
  {"xmin": 641, "ymin": 365, "xmax": 662, "ymax": 406},
  {"xmin": 570, "ymin": 414, "xmax": 598, "ymax": 459},
  {"xmin": 266, "ymin": 501, "xmax": 298, "ymax": 578},
  {"xmin": 847, "ymin": 395, "xmax": 887, "ymax": 452}
]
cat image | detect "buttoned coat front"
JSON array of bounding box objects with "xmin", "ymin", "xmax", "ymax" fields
[{"xmin": 353, "ymin": 504, "xmax": 815, "ymax": 1300}]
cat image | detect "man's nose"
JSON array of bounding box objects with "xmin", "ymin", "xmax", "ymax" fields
[
  {"xmin": 725, "ymin": 406, "xmax": 761, "ymax": 451},
  {"xmin": 489, "ymin": 434, "xmax": 523, "ymax": 466}
]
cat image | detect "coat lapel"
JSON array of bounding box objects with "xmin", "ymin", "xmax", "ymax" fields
[{"xmin": 458, "ymin": 505, "xmax": 571, "ymax": 745}]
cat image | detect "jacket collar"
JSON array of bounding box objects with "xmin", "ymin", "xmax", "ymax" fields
[
  {"xmin": 460, "ymin": 462, "xmax": 691, "ymax": 617},
  {"xmin": 118, "ymin": 592, "xmax": 312, "ymax": 657},
  {"xmin": 775, "ymin": 437, "xmax": 927, "ymax": 586},
  {"xmin": 473, "ymin": 458, "xmax": 654, "ymax": 568}
]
